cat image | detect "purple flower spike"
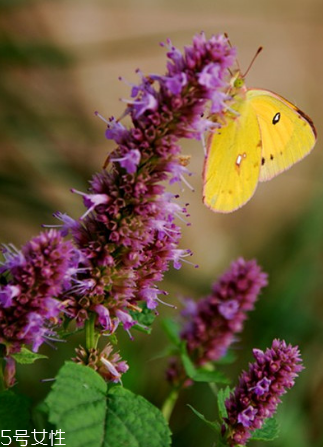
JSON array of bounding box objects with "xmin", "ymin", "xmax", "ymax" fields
[
  {"xmin": 224, "ymin": 339, "xmax": 304, "ymax": 446},
  {"xmin": 0, "ymin": 230, "xmax": 79, "ymax": 354},
  {"xmin": 62, "ymin": 33, "xmax": 236, "ymax": 334},
  {"xmin": 180, "ymin": 258, "xmax": 268, "ymax": 364}
]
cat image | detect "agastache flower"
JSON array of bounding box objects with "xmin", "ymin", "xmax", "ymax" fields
[
  {"xmin": 99, "ymin": 344, "xmax": 129, "ymax": 383},
  {"xmin": 109, "ymin": 148, "xmax": 141, "ymax": 174},
  {"xmin": 74, "ymin": 343, "xmax": 129, "ymax": 383},
  {"xmin": 0, "ymin": 230, "xmax": 79, "ymax": 355},
  {"xmin": 60, "ymin": 33, "xmax": 236, "ymax": 335},
  {"xmin": 180, "ymin": 258, "xmax": 268, "ymax": 365},
  {"xmin": 223, "ymin": 339, "xmax": 304, "ymax": 446}
]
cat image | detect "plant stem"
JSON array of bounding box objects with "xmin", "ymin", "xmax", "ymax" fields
[
  {"xmin": 85, "ymin": 312, "xmax": 99, "ymax": 351},
  {"xmin": 209, "ymin": 381, "xmax": 219, "ymax": 396},
  {"xmin": 161, "ymin": 388, "xmax": 180, "ymax": 422}
]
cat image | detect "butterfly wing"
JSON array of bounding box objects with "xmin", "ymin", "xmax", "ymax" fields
[
  {"xmin": 247, "ymin": 89, "xmax": 317, "ymax": 182},
  {"xmin": 203, "ymin": 100, "xmax": 262, "ymax": 213}
]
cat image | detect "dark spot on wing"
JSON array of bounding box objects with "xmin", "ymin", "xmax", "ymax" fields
[
  {"xmin": 272, "ymin": 112, "xmax": 280, "ymax": 125},
  {"xmin": 261, "ymin": 157, "xmax": 265, "ymax": 166},
  {"xmin": 296, "ymin": 107, "xmax": 317, "ymax": 138},
  {"xmin": 270, "ymin": 154, "xmax": 274, "ymax": 160}
]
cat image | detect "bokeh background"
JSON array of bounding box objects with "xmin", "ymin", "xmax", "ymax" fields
[{"xmin": 1, "ymin": 1, "xmax": 323, "ymax": 446}]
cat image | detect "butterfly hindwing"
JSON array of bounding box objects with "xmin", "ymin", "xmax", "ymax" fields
[
  {"xmin": 247, "ymin": 89, "xmax": 317, "ymax": 182},
  {"xmin": 203, "ymin": 100, "xmax": 262, "ymax": 213}
]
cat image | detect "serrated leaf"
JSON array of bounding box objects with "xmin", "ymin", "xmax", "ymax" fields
[
  {"xmin": 187, "ymin": 404, "xmax": 220, "ymax": 434},
  {"xmin": 0, "ymin": 391, "xmax": 31, "ymax": 433},
  {"xmin": 161, "ymin": 318, "xmax": 181, "ymax": 346},
  {"xmin": 46, "ymin": 362, "xmax": 171, "ymax": 447},
  {"xmin": 217, "ymin": 387, "xmax": 231, "ymax": 420},
  {"xmin": 250, "ymin": 417, "xmax": 279, "ymax": 441},
  {"xmin": 11, "ymin": 347, "xmax": 47, "ymax": 364},
  {"xmin": 106, "ymin": 386, "xmax": 171, "ymax": 447},
  {"xmin": 46, "ymin": 362, "xmax": 107, "ymax": 447}
]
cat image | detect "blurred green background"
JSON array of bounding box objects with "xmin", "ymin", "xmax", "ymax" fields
[{"xmin": 1, "ymin": 0, "xmax": 323, "ymax": 446}]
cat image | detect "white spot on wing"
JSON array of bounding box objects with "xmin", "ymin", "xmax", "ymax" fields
[{"xmin": 235, "ymin": 153, "xmax": 247, "ymax": 167}]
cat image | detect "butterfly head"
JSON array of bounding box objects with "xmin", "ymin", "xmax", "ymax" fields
[
  {"xmin": 228, "ymin": 71, "xmax": 247, "ymax": 99},
  {"xmin": 233, "ymin": 74, "xmax": 245, "ymax": 89}
]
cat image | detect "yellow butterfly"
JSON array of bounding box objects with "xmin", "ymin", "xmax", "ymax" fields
[{"xmin": 202, "ymin": 61, "xmax": 317, "ymax": 213}]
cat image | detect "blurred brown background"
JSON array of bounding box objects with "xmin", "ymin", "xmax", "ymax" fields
[{"xmin": 1, "ymin": 1, "xmax": 323, "ymax": 446}]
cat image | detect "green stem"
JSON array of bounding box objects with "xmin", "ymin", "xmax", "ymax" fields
[
  {"xmin": 161, "ymin": 388, "xmax": 180, "ymax": 422},
  {"xmin": 85, "ymin": 312, "xmax": 99, "ymax": 350},
  {"xmin": 0, "ymin": 358, "xmax": 5, "ymax": 392},
  {"xmin": 209, "ymin": 381, "xmax": 219, "ymax": 396}
]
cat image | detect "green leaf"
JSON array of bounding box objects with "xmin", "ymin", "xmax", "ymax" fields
[
  {"xmin": 0, "ymin": 391, "xmax": 31, "ymax": 433},
  {"xmin": 46, "ymin": 362, "xmax": 107, "ymax": 447},
  {"xmin": 249, "ymin": 417, "xmax": 279, "ymax": 441},
  {"xmin": 187, "ymin": 404, "xmax": 220, "ymax": 434},
  {"xmin": 130, "ymin": 303, "xmax": 156, "ymax": 334},
  {"xmin": 106, "ymin": 386, "xmax": 171, "ymax": 447},
  {"xmin": 181, "ymin": 350, "xmax": 230, "ymax": 384},
  {"xmin": 32, "ymin": 401, "xmax": 56, "ymax": 433},
  {"xmin": 217, "ymin": 387, "xmax": 231, "ymax": 420},
  {"xmin": 192, "ymin": 368, "xmax": 230, "ymax": 384},
  {"xmin": 180, "ymin": 348, "xmax": 196, "ymax": 377},
  {"xmin": 161, "ymin": 318, "xmax": 181, "ymax": 346},
  {"xmin": 11, "ymin": 347, "xmax": 47, "ymax": 364},
  {"xmin": 46, "ymin": 362, "xmax": 171, "ymax": 447}
]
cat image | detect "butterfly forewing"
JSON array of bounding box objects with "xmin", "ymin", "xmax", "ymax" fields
[
  {"xmin": 203, "ymin": 101, "xmax": 262, "ymax": 213},
  {"xmin": 247, "ymin": 89, "xmax": 317, "ymax": 182}
]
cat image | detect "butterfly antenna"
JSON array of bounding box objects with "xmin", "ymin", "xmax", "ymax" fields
[
  {"xmin": 242, "ymin": 46, "xmax": 263, "ymax": 78},
  {"xmin": 224, "ymin": 33, "xmax": 242, "ymax": 78},
  {"xmin": 224, "ymin": 32, "xmax": 233, "ymax": 47}
]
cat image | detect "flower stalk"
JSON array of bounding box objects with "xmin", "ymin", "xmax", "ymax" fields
[
  {"xmin": 85, "ymin": 313, "xmax": 99, "ymax": 351},
  {"xmin": 161, "ymin": 387, "xmax": 181, "ymax": 422}
]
